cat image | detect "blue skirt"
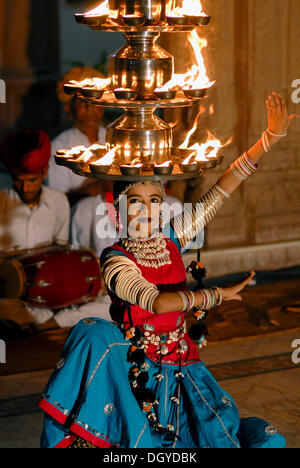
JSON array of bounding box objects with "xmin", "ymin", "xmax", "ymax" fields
[{"xmin": 39, "ymin": 318, "xmax": 285, "ymax": 449}]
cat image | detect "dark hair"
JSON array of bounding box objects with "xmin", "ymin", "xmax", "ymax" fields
[
  {"xmin": 113, "ymin": 181, "xmax": 133, "ymax": 204},
  {"xmin": 113, "ymin": 180, "xmax": 166, "ymax": 206}
]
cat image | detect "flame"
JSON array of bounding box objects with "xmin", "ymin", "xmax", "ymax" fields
[
  {"xmin": 94, "ymin": 146, "xmax": 119, "ymax": 166},
  {"xmin": 156, "ymin": 30, "xmax": 214, "ymax": 92},
  {"xmin": 155, "ymin": 161, "xmax": 172, "ymax": 167},
  {"xmin": 65, "ymin": 144, "xmax": 106, "ymax": 160},
  {"xmin": 155, "ymin": 74, "xmax": 186, "ymax": 92},
  {"xmin": 88, "ymin": 144, "xmax": 106, "ymax": 152},
  {"xmin": 77, "ymin": 144, "xmax": 106, "ymax": 163},
  {"xmin": 180, "ymin": 111, "xmax": 233, "ymax": 162},
  {"xmin": 126, "ymin": 158, "xmax": 142, "ymax": 167},
  {"xmin": 182, "ymin": 153, "xmax": 197, "ymax": 165},
  {"xmin": 77, "ymin": 150, "xmax": 94, "ymax": 163},
  {"xmin": 120, "ymin": 158, "xmax": 142, "ymax": 168},
  {"xmin": 179, "ymin": 108, "xmax": 206, "ymax": 149},
  {"xmin": 184, "ymin": 30, "xmax": 215, "ymax": 90},
  {"xmin": 167, "ymin": 0, "xmax": 206, "ymax": 17},
  {"xmin": 68, "ymin": 78, "xmax": 111, "ymax": 90},
  {"xmin": 85, "ymin": 0, "xmax": 109, "ymax": 16},
  {"xmin": 191, "ymin": 132, "xmax": 233, "ymax": 161},
  {"xmin": 67, "ymin": 145, "xmax": 86, "ymax": 157}
]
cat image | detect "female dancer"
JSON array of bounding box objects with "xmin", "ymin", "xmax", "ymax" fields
[{"xmin": 39, "ymin": 93, "xmax": 297, "ymax": 448}]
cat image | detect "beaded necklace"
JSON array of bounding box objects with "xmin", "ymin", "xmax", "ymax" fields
[{"xmin": 120, "ymin": 233, "xmax": 171, "ymax": 269}]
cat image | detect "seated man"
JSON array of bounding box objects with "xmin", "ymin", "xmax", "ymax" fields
[
  {"xmin": 0, "ymin": 129, "xmax": 111, "ymax": 337},
  {"xmin": 47, "ymin": 66, "xmax": 107, "ymax": 206}
]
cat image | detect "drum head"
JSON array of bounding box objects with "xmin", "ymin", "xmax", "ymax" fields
[{"xmin": 0, "ymin": 259, "xmax": 26, "ymax": 299}]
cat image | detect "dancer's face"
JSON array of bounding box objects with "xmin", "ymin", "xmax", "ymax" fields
[{"xmin": 124, "ymin": 183, "xmax": 163, "ymax": 238}]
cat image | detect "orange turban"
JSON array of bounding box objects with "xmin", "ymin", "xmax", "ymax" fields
[{"xmin": 57, "ymin": 66, "xmax": 105, "ymax": 104}]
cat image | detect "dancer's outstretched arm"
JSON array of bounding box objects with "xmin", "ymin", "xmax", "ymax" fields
[
  {"xmin": 171, "ymin": 92, "xmax": 299, "ymax": 249},
  {"xmin": 216, "ymin": 92, "xmax": 298, "ymax": 196}
]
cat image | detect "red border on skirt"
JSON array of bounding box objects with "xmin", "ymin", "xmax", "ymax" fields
[
  {"xmin": 55, "ymin": 435, "xmax": 77, "ymax": 448},
  {"xmin": 39, "ymin": 398, "xmax": 116, "ymax": 448}
]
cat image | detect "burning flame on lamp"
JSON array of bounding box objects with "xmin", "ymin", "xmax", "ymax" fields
[
  {"xmin": 155, "ymin": 160, "xmax": 172, "ymax": 167},
  {"xmin": 77, "ymin": 150, "xmax": 94, "ymax": 163},
  {"xmin": 85, "ymin": 0, "xmax": 118, "ymax": 19},
  {"xmin": 85, "ymin": 0, "xmax": 110, "ymax": 16},
  {"xmin": 69, "ymin": 77, "xmax": 111, "ymax": 90},
  {"xmin": 167, "ymin": 0, "xmax": 206, "ymax": 17},
  {"xmin": 156, "ymin": 30, "xmax": 215, "ymax": 92},
  {"xmin": 184, "ymin": 30, "xmax": 215, "ymax": 90},
  {"xmin": 122, "ymin": 158, "xmax": 142, "ymax": 167},
  {"xmin": 93, "ymin": 146, "xmax": 119, "ymax": 166},
  {"xmin": 180, "ymin": 110, "xmax": 233, "ymax": 164},
  {"xmin": 66, "ymin": 145, "xmax": 86, "ymax": 157}
]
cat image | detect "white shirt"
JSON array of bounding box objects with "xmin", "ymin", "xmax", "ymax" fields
[
  {"xmin": 0, "ymin": 185, "xmax": 113, "ymax": 327},
  {"xmin": 47, "ymin": 126, "xmax": 106, "ymax": 194},
  {"xmin": 0, "ymin": 186, "xmax": 70, "ymax": 251},
  {"xmin": 71, "ymin": 194, "xmax": 184, "ymax": 257}
]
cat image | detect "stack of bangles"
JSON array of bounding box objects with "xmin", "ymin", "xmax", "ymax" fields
[
  {"xmin": 177, "ymin": 287, "xmax": 223, "ymax": 315},
  {"xmin": 261, "ymin": 128, "xmax": 287, "ymax": 153},
  {"xmin": 230, "ymin": 151, "xmax": 258, "ymax": 181}
]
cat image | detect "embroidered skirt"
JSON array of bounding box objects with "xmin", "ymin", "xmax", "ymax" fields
[{"xmin": 39, "ymin": 318, "xmax": 285, "ymax": 449}]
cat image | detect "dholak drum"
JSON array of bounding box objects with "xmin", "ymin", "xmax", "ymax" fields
[{"xmin": 0, "ymin": 245, "xmax": 103, "ymax": 309}]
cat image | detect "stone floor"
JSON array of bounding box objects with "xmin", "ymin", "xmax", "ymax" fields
[{"xmin": 0, "ymin": 327, "xmax": 299, "ymax": 448}]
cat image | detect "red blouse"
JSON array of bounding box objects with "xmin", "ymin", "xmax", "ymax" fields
[{"xmin": 105, "ymin": 237, "xmax": 201, "ymax": 365}]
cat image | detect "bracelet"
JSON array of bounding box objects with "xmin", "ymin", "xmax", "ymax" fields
[
  {"xmin": 230, "ymin": 152, "xmax": 258, "ymax": 181},
  {"xmin": 184, "ymin": 291, "xmax": 191, "ymax": 312},
  {"xmin": 261, "ymin": 131, "xmax": 270, "ymax": 153},
  {"xmin": 242, "ymin": 152, "xmax": 258, "ymax": 173},
  {"xmin": 213, "ymin": 287, "xmax": 223, "ymax": 306},
  {"xmin": 189, "ymin": 290, "xmax": 196, "ymax": 310},
  {"xmin": 267, "ymin": 128, "xmax": 287, "ymax": 138},
  {"xmin": 177, "ymin": 291, "xmax": 188, "ymax": 313},
  {"xmin": 208, "ymin": 288, "xmax": 217, "ymax": 309},
  {"xmin": 199, "ymin": 289, "xmax": 217, "ymax": 310},
  {"xmin": 215, "ymin": 184, "xmax": 230, "ymax": 199},
  {"xmin": 230, "ymin": 164, "xmax": 247, "ymax": 181}
]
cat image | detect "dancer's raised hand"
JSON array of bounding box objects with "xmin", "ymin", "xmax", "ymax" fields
[{"xmin": 266, "ymin": 92, "xmax": 298, "ymax": 137}]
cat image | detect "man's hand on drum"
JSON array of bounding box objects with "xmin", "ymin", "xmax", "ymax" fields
[{"xmin": 0, "ymin": 299, "xmax": 35, "ymax": 329}]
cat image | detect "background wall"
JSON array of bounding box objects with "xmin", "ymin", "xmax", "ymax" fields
[
  {"xmin": 0, "ymin": 0, "xmax": 299, "ymax": 274},
  {"xmin": 161, "ymin": 0, "xmax": 300, "ymax": 275}
]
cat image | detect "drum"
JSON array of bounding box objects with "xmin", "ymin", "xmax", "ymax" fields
[{"xmin": 0, "ymin": 245, "xmax": 103, "ymax": 310}]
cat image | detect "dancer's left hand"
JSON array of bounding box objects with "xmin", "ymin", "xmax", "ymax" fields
[{"xmin": 220, "ymin": 270, "xmax": 256, "ymax": 302}]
